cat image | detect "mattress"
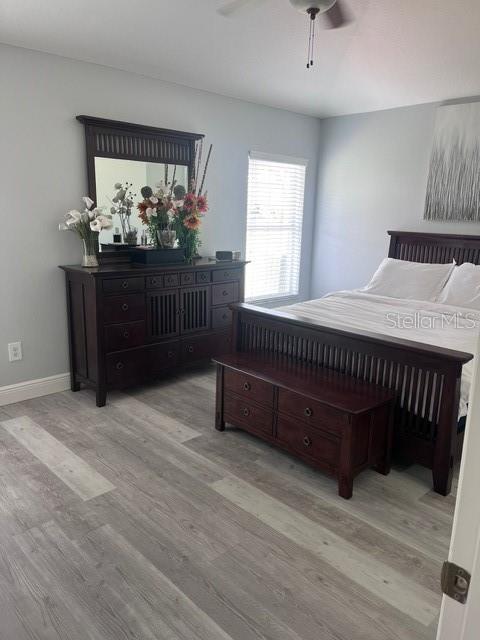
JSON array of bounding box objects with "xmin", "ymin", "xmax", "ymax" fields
[{"xmin": 281, "ymin": 291, "xmax": 480, "ymax": 418}]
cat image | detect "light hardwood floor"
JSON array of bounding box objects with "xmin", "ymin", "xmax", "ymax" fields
[{"xmin": 0, "ymin": 366, "xmax": 456, "ymax": 640}]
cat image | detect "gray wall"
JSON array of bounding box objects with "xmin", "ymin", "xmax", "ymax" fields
[
  {"xmin": 0, "ymin": 44, "xmax": 320, "ymax": 387},
  {"xmin": 311, "ymin": 103, "xmax": 480, "ymax": 298}
]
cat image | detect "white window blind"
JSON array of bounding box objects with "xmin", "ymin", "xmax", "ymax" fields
[{"xmin": 245, "ymin": 152, "xmax": 307, "ymax": 303}]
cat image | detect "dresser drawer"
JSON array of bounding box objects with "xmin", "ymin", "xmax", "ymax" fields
[
  {"xmin": 181, "ymin": 332, "xmax": 231, "ymax": 364},
  {"xmin": 276, "ymin": 416, "xmax": 340, "ymax": 468},
  {"xmin": 196, "ymin": 271, "xmax": 211, "ymax": 284},
  {"xmin": 212, "ymin": 306, "xmax": 232, "ymax": 329},
  {"xmin": 212, "ymin": 282, "xmax": 239, "ymax": 306},
  {"xmin": 224, "ymin": 369, "xmax": 273, "ymax": 407},
  {"xmin": 105, "ymin": 321, "xmax": 146, "ymax": 352},
  {"xmin": 149, "ymin": 340, "xmax": 180, "ymax": 374},
  {"xmin": 180, "ymin": 272, "xmax": 195, "ymax": 286},
  {"xmin": 224, "ymin": 393, "xmax": 273, "ymax": 437},
  {"xmin": 103, "ymin": 294, "xmax": 145, "ymax": 324},
  {"xmin": 277, "ymin": 388, "xmax": 347, "ymax": 436},
  {"xmin": 103, "ymin": 277, "xmax": 144, "ymax": 294},
  {"xmin": 212, "ymin": 268, "xmax": 241, "ymax": 283},
  {"xmin": 164, "ymin": 273, "xmax": 180, "ymax": 288},
  {"xmin": 146, "ymin": 275, "xmax": 164, "ymax": 289},
  {"xmin": 106, "ymin": 349, "xmax": 145, "ymax": 386}
]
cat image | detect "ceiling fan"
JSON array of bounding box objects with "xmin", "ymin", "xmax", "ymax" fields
[{"xmin": 217, "ymin": 0, "xmax": 350, "ymax": 68}]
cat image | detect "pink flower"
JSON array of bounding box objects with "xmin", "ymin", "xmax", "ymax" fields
[
  {"xmin": 184, "ymin": 193, "xmax": 196, "ymax": 211},
  {"xmin": 197, "ymin": 195, "xmax": 208, "ymax": 213}
]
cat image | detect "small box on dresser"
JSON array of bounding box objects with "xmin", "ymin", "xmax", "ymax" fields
[{"xmin": 60, "ymin": 259, "xmax": 246, "ymax": 407}]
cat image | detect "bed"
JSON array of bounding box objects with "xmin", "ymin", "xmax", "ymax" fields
[{"xmin": 231, "ymin": 231, "xmax": 480, "ymax": 496}]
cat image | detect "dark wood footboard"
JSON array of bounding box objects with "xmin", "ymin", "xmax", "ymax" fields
[{"xmin": 230, "ymin": 303, "xmax": 473, "ymax": 495}]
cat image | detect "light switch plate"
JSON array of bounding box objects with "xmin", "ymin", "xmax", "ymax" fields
[{"xmin": 8, "ymin": 342, "xmax": 22, "ymax": 362}]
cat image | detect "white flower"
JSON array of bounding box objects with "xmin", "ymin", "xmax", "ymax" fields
[
  {"xmin": 149, "ymin": 196, "xmax": 159, "ymax": 205},
  {"xmin": 82, "ymin": 196, "xmax": 94, "ymax": 210},
  {"xmin": 146, "ymin": 207, "xmax": 157, "ymax": 218},
  {"xmin": 90, "ymin": 219, "xmax": 102, "ymax": 232},
  {"xmin": 97, "ymin": 215, "xmax": 113, "ymax": 230},
  {"xmin": 174, "ymin": 199, "xmax": 184, "ymax": 208},
  {"xmin": 88, "ymin": 211, "xmax": 96, "ymax": 220}
]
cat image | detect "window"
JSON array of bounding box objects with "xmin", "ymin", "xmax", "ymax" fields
[{"xmin": 245, "ymin": 152, "xmax": 307, "ymax": 303}]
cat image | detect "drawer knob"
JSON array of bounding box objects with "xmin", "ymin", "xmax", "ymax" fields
[
  {"xmin": 243, "ymin": 407, "xmax": 250, "ymax": 417},
  {"xmin": 151, "ymin": 278, "xmax": 158, "ymax": 285},
  {"xmin": 222, "ymin": 290, "xmax": 228, "ymax": 296},
  {"xmin": 167, "ymin": 350, "xmax": 175, "ymax": 359},
  {"xmin": 304, "ymin": 407, "xmax": 313, "ymax": 418},
  {"xmin": 243, "ymin": 381, "xmax": 251, "ymax": 391},
  {"xmin": 303, "ymin": 436, "xmax": 312, "ymax": 447},
  {"xmin": 122, "ymin": 280, "xmax": 129, "ymax": 289},
  {"xmin": 181, "ymin": 309, "xmax": 186, "ymax": 315},
  {"xmin": 121, "ymin": 303, "xmax": 129, "ymax": 312},
  {"xmin": 116, "ymin": 362, "xmax": 124, "ymax": 371},
  {"xmin": 188, "ymin": 346, "xmax": 194, "ymax": 353},
  {"xmin": 123, "ymin": 330, "xmax": 130, "ymax": 339},
  {"xmin": 224, "ymin": 272, "xmax": 231, "ymax": 278}
]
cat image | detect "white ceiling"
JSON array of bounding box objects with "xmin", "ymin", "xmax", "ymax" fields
[{"xmin": 1, "ymin": 0, "xmax": 480, "ymax": 118}]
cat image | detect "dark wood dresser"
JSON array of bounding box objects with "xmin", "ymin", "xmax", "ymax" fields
[{"xmin": 60, "ymin": 259, "xmax": 246, "ymax": 406}]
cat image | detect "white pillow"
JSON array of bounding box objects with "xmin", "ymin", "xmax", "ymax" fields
[
  {"xmin": 437, "ymin": 262, "xmax": 480, "ymax": 309},
  {"xmin": 362, "ymin": 258, "xmax": 455, "ymax": 301}
]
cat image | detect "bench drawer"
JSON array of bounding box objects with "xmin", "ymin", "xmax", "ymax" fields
[
  {"xmin": 224, "ymin": 369, "xmax": 273, "ymax": 407},
  {"xmin": 103, "ymin": 294, "xmax": 145, "ymax": 324},
  {"xmin": 276, "ymin": 416, "xmax": 340, "ymax": 468},
  {"xmin": 277, "ymin": 388, "xmax": 347, "ymax": 436},
  {"xmin": 103, "ymin": 277, "xmax": 144, "ymax": 294},
  {"xmin": 224, "ymin": 393, "xmax": 273, "ymax": 437},
  {"xmin": 212, "ymin": 282, "xmax": 239, "ymax": 306},
  {"xmin": 105, "ymin": 321, "xmax": 146, "ymax": 352}
]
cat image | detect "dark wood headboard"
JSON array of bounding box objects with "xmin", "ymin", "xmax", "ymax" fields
[{"xmin": 388, "ymin": 230, "xmax": 480, "ymax": 265}]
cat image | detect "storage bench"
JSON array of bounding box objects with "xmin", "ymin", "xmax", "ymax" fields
[{"xmin": 213, "ymin": 353, "xmax": 395, "ymax": 499}]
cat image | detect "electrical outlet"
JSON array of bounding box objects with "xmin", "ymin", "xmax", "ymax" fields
[{"xmin": 8, "ymin": 342, "xmax": 22, "ymax": 362}]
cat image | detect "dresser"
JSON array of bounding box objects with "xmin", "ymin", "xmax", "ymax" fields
[{"xmin": 60, "ymin": 259, "xmax": 246, "ymax": 406}]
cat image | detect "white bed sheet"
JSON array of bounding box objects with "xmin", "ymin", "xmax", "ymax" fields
[{"xmin": 281, "ymin": 291, "xmax": 480, "ymax": 418}]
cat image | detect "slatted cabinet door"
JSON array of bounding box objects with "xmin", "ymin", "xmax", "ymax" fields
[
  {"xmin": 147, "ymin": 290, "xmax": 180, "ymax": 340},
  {"xmin": 180, "ymin": 286, "xmax": 211, "ymax": 334}
]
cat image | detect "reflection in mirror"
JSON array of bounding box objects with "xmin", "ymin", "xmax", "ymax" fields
[{"xmin": 94, "ymin": 157, "xmax": 188, "ymax": 247}]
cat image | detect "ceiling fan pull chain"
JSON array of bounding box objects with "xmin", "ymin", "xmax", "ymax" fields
[
  {"xmin": 306, "ymin": 17, "xmax": 312, "ymax": 68},
  {"xmin": 311, "ymin": 16, "xmax": 315, "ymax": 67}
]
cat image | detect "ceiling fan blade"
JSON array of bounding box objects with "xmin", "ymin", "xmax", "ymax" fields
[
  {"xmin": 323, "ymin": 0, "xmax": 350, "ymax": 29},
  {"xmin": 217, "ymin": 0, "xmax": 259, "ymax": 16}
]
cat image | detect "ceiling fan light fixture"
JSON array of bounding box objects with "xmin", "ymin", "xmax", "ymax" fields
[{"xmin": 289, "ymin": 0, "xmax": 337, "ymax": 15}]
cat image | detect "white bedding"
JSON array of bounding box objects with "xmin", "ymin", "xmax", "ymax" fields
[{"xmin": 281, "ymin": 291, "xmax": 480, "ymax": 418}]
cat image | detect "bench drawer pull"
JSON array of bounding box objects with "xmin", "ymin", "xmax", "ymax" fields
[
  {"xmin": 304, "ymin": 407, "xmax": 313, "ymax": 418},
  {"xmin": 243, "ymin": 407, "xmax": 250, "ymax": 417},
  {"xmin": 116, "ymin": 362, "xmax": 124, "ymax": 371},
  {"xmin": 243, "ymin": 382, "xmax": 251, "ymax": 391},
  {"xmin": 123, "ymin": 330, "xmax": 130, "ymax": 339},
  {"xmin": 121, "ymin": 303, "xmax": 129, "ymax": 312},
  {"xmin": 303, "ymin": 436, "xmax": 312, "ymax": 447},
  {"xmin": 121, "ymin": 280, "xmax": 129, "ymax": 289}
]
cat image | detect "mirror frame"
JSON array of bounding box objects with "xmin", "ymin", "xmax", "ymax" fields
[{"xmin": 76, "ymin": 115, "xmax": 204, "ymax": 204}]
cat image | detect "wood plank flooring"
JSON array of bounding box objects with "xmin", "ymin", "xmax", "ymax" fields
[{"xmin": 0, "ymin": 365, "xmax": 455, "ymax": 640}]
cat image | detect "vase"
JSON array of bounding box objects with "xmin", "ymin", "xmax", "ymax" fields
[
  {"xmin": 81, "ymin": 234, "xmax": 99, "ymax": 268},
  {"xmin": 157, "ymin": 229, "xmax": 176, "ymax": 249}
]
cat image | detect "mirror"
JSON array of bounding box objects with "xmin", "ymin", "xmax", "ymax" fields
[
  {"xmin": 94, "ymin": 157, "xmax": 189, "ymax": 246},
  {"xmin": 76, "ymin": 115, "xmax": 204, "ymax": 252}
]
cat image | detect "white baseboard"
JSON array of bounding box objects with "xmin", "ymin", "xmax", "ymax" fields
[{"xmin": 0, "ymin": 373, "xmax": 71, "ymax": 407}]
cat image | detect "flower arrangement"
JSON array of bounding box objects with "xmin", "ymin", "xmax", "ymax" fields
[
  {"xmin": 137, "ymin": 184, "xmax": 176, "ymax": 248},
  {"xmin": 59, "ymin": 196, "xmax": 112, "ymax": 267},
  {"xmin": 171, "ymin": 187, "xmax": 209, "ymax": 262},
  {"xmin": 110, "ymin": 182, "xmax": 137, "ymax": 245}
]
